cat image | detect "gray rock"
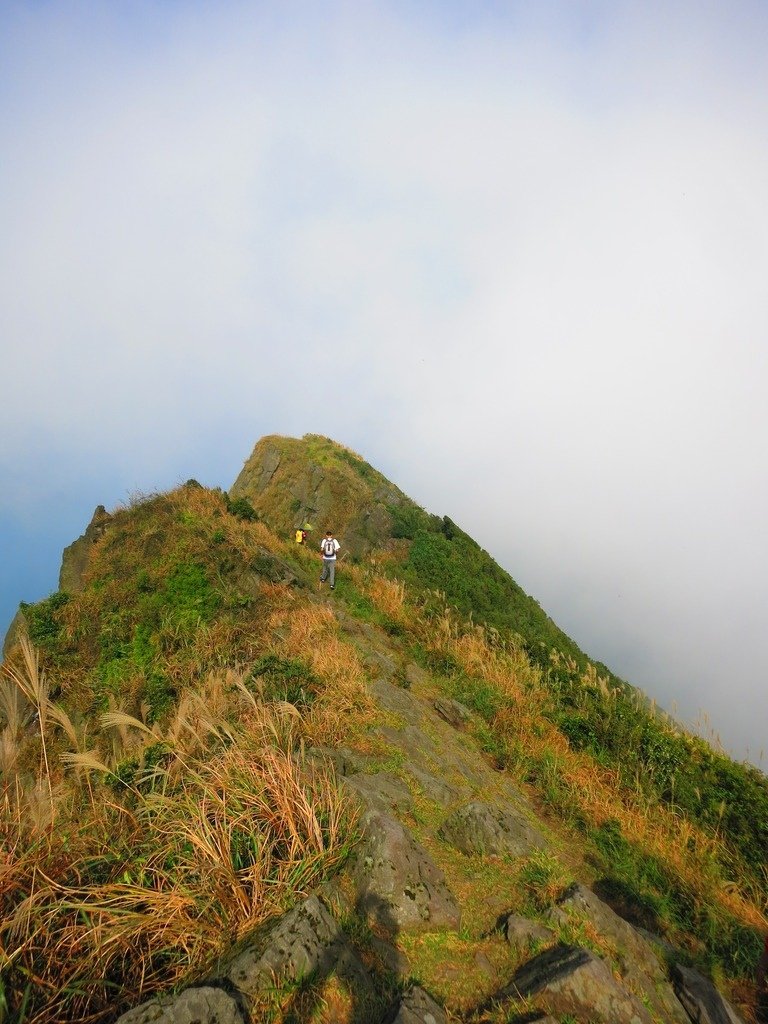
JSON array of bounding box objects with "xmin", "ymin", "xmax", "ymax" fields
[
  {"xmin": 361, "ymin": 648, "xmax": 399, "ymax": 679},
  {"xmin": 433, "ymin": 697, "xmax": 472, "ymax": 728},
  {"xmin": 59, "ymin": 505, "xmax": 112, "ymax": 593},
  {"xmin": 405, "ymin": 662, "xmax": 429, "ymax": 687},
  {"xmin": 344, "ymin": 772, "xmax": 414, "ymax": 816},
  {"xmin": 672, "ymin": 963, "xmax": 745, "ymax": 1024},
  {"xmin": 403, "ymin": 764, "xmax": 464, "ymax": 807},
  {"xmin": 313, "ymin": 876, "xmax": 355, "ymax": 918},
  {"xmin": 370, "ymin": 678, "xmax": 427, "ymax": 726},
  {"xmin": 226, "ymin": 895, "xmax": 370, "ymax": 1001},
  {"xmin": 307, "ymin": 745, "xmax": 369, "ymax": 777},
  {"xmin": 369, "ymin": 934, "xmax": 411, "ymax": 975},
  {"xmin": 391, "ymin": 985, "xmax": 448, "ymax": 1024},
  {"xmin": 353, "ymin": 810, "xmax": 461, "ymax": 933},
  {"xmin": 499, "ymin": 912, "xmax": 556, "ymax": 950},
  {"xmin": 438, "ymin": 801, "xmax": 545, "ymax": 858},
  {"xmin": 2, "ymin": 607, "xmax": 27, "ymax": 659},
  {"xmin": 508, "ymin": 943, "xmax": 653, "ymax": 1024},
  {"xmin": 379, "ymin": 724, "xmax": 440, "ymax": 763},
  {"xmin": 115, "ymin": 986, "xmax": 243, "ymax": 1024},
  {"xmin": 556, "ymin": 884, "xmax": 689, "ymax": 1024}
]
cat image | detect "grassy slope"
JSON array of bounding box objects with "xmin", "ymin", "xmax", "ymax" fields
[
  {"xmin": 244, "ymin": 437, "xmax": 768, "ymax": 900},
  {"xmin": 2, "ymin": 451, "xmax": 767, "ymax": 1022}
]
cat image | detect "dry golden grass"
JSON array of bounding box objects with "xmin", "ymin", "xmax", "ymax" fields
[
  {"xmin": 366, "ymin": 575, "xmax": 407, "ymax": 622},
  {"xmin": 0, "ymin": 617, "xmax": 360, "ymax": 1024},
  {"xmin": 427, "ymin": 612, "xmax": 768, "ymax": 936},
  {"xmin": 0, "ymin": 716, "xmax": 356, "ymax": 1023},
  {"xmin": 267, "ymin": 602, "xmax": 374, "ymax": 746}
]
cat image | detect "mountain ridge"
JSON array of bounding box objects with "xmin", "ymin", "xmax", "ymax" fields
[{"xmin": 1, "ymin": 434, "xmax": 766, "ymax": 1024}]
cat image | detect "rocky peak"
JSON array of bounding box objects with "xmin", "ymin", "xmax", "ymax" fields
[{"xmin": 229, "ymin": 434, "xmax": 412, "ymax": 558}]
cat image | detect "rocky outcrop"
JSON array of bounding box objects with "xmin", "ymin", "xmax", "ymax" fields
[
  {"xmin": 2, "ymin": 607, "xmax": 27, "ymax": 659},
  {"xmin": 229, "ymin": 434, "xmax": 412, "ymax": 556},
  {"xmin": 504, "ymin": 943, "xmax": 654, "ymax": 1024},
  {"xmin": 672, "ymin": 963, "xmax": 746, "ymax": 1024},
  {"xmin": 117, "ymin": 896, "xmax": 374, "ymax": 1024},
  {"xmin": 391, "ymin": 986, "xmax": 448, "ymax": 1024},
  {"xmin": 550, "ymin": 883, "xmax": 691, "ymax": 1024},
  {"xmin": 353, "ymin": 809, "xmax": 462, "ymax": 933},
  {"xmin": 225, "ymin": 895, "xmax": 371, "ymax": 1004},
  {"xmin": 116, "ymin": 986, "xmax": 243, "ymax": 1024},
  {"xmin": 344, "ymin": 771, "xmax": 414, "ymax": 817},
  {"xmin": 111, "ymin": 602, "xmax": 748, "ymax": 1024},
  {"xmin": 59, "ymin": 505, "xmax": 112, "ymax": 593},
  {"xmin": 438, "ymin": 800, "xmax": 546, "ymax": 858}
]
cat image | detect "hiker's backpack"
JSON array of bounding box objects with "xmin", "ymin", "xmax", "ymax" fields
[
  {"xmin": 295, "ymin": 529, "xmax": 304, "ymax": 544},
  {"xmin": 323, "ymin": 538, "xmax": 336, "ymax": 557}
]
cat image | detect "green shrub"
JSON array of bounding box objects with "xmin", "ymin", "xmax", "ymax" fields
[
  {"xmin": 21, "ymin": 592, "xmax": 70, "ymax": 649},
  {"xmin": 163, "ymin": 562, "xmax": 221, "ymax": 628},
  {"xmin": 226, "ymin": 496, "xmax": 259, "ymax": 521},
  {"xmin": 248, "ymin": 654, "xmax": 319, "ymax": 708}
]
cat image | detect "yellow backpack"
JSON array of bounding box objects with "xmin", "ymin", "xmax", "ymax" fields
[{"xmin": 295, "ymin": 529, "xmax": 304, "ymax": 544}]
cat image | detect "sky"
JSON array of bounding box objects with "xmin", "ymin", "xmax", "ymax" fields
[{"xmin": 1, "ymin": 0, "xmax": 766, "ymax": 767}]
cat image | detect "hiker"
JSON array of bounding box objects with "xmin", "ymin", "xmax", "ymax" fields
[
  {"xmin": 319, "ymin": 530, "xmax": 340, "ymax": 589},
  {"xmin": 295, "ymin": 528, "xmax": 307, "ymax": 545}
]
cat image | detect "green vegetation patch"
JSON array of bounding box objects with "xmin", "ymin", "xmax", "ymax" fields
[
  {"xmin": 20, "ymin": 591, "xmax": 70, "ymax": 650},
  {"xmin": 247, "ymin": 654, "xmax": 320, "ymax": 708},
  {"xmin": 163, "ymin": 561, "xmax": 221, "ymax": 628}
]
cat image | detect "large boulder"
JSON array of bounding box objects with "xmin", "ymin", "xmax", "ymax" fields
[
  {"xmin": 226, "ymin": 895, "xmax": 370, "ymax": 1005},
  {"xmin": 672, "ymin": 963, "xmax": 745, "ymax": 1024},
  {"xmin": 115, "ymin": 986, "xmax": 243, "ymax": 1024},
  {"xmin": 438, "ymin": 800, "xmax": 546, "ymax": 859},
  {"xmin": 507, "ymin": 943, "xmax": 653, "ymax": 1024},
  {"xmin": 552, "ymin": 883, "xmax": 689, "ymax": 1024}
]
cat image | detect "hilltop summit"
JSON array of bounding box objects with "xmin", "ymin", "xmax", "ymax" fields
[{"xmin": 230, "ymin": 433, "xmax": 412, "ymax": 557}]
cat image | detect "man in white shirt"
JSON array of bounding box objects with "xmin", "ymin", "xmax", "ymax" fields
[{"xmin": 319, "ymin": 530, "xmax": 341, "ymax": 589}]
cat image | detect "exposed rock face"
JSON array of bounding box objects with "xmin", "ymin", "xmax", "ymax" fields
[
  {"xmin": 225, "ymin": 895, "xmax": 370, "ymax": 1003},
  {"xmin": 344, "ymin": 771, "xmax": 415, "ymax": 817},
  {"xmin": 498, "ymin": 912, "xmax": 556, "ymax": 950},
  {"xmin": 353, "ymin": 810, "xmax": 462, "ymax": 933},
  {"xmin": 115, "ymin": 986, "xmax": 244, "ymax": 1024},
  {"xmin": 433, "ymin": 697, "xmax": 472, "ymax": 728},
  {"xmin": 438, "ymin": 801, "xmax": 546, "ymax": 858},
  {"xmin": 391, "ymin": 986, "xmax": 448, "ymax": 1024},
  {"xmin": 229, "ymin": 434, "xmax": 412, "ymax": 556},
  {"xmin": 2, "ymin": 607, "xmax": 27, "ymax": 659},
  {"xmin": 59, "ymin": 505, "xmax": 112, "ymax": 593},
  {"xmin": 672, "ymin": 963, "xmax": 746, "ymax": 1024},
  {"xmin": 553, "ymin": 883, "xmax": 691, "ymax": 1024},
  {"xmin": 507, "ymin": 943, "xmax": 654, "ymax": 1024}
]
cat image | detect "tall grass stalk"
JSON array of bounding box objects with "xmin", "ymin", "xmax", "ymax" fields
[{"xmin": 2, "ymin": 636, "xmax": 53, "ymax": 814}]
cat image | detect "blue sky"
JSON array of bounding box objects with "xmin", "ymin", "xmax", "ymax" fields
[{"xmin": 2, "ymin": 0, "xmax": 767, "ymax": 766}]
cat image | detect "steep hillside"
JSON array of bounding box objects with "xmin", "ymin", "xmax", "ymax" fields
[
  {"xmin": 231, "ymin": 434, "xmax": 602, "ymax": 673},
  {"xmin": 1, "ymin": 436, "xmax": 766, "ymax": 1024}
]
